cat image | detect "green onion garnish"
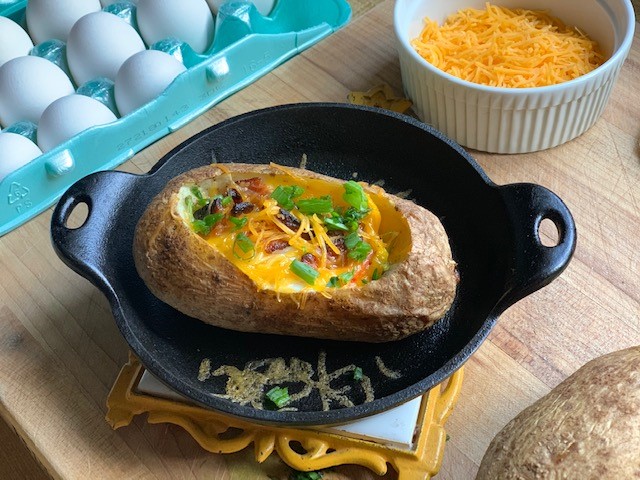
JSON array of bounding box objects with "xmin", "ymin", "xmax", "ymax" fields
[
  {"xmin": 271, "ymin": 185, "xmax": 304, "ymax": 210},
  {"xmin": 228, "ymin": 216, "xmax": 247, "ymax": 230},
  {"xmin": 344, "ymin": 232, "xmax": 360, "ymax": 250},
  {"xmin": 327, "ymin": 270, "xmax": 354, "ymax": 288},
  {"xmin": 296, "ymin": 196, "xmax": 333, "ymax": 215},
  {"xmin": 323, "ymin": 216, "xmax": 348, "ymax": 231},
  {"xmin": 338, "ymin": 270, "xmax": 354, "ymax": 285},
  {"xmin": 221, "ymin": 195, "xmax": 233, "ymax": 207},
  {"xmin": 190, "ymin": 185, "xmax": 204, "ymax": 200},
  {"xmin": 343, "ymin": 181, "xmax": 368, "ymax": 212},
  {"xmin": 184, "ymin": 195, "xmax": 194, "ymax": 212},
  {"xmin": 290, "ymin": 259, "xmax": 319, "ymax": 285},
  {"xmin": 190, "ymin": 186, "xmax": 209, "ymax": 208},
  {"xmin": 233, "ymin": 232, "xmax": 255, "ymax": 260},
  {"xmin": 343, "ymin": 232, "xmax": 372, "ymax": 261},
  {"xmin": 290, "ymin": 471, "xmax": 324, "ymax": 480},
  {"xmin": 372, "ymin": 268, "xmax": 381, "ymax": 281},
  {"xmin": 326, "ymin": 277, "xmax": 340, "ymax": 288},
  {"xmin": 348, "ymin": 240, "xmax": 372, "ymax": 261},
  {"xmin": 353, "ymin": 367, "xmax": 363, "ymax": 381},
  {"xmin": 192, "ymin": 212, "xmax": 223, "ymax": 235},
  {"xmin": 265, "ymin": 386, "xmax": 290, "ymax": 409}
]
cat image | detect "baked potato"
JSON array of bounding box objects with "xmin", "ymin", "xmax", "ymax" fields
[
  {"xmin": 476, "ymin": 346, "xmax": 640, "ymax": 479},
  {"xmin": 133, "ymin": 163, "xmax": 458, "ymax": 342}
]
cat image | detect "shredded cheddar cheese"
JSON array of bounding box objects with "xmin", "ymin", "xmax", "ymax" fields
[{"xmin": 411, "ymin": 3, "xmax": 605, "ymax": 88}]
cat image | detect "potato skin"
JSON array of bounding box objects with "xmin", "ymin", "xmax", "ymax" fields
[
  {"xmin": 133, "ymin": 163, "xmax": 458, "ymax": 342},
  {"xmin": 476, "ymin": 346, "xmax": 640, "ymax": 479}
]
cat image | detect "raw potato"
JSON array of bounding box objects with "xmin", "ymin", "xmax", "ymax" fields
[
  {"xmin": 476, "ymin": 346, "xmax": 640, "ymax": 479},
  {"xmin": 133, "ymin": 163, "xmax": 458, "ymax": 342}
]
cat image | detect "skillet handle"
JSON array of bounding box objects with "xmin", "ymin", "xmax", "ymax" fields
[
  {"xmin": 496, "ymin": 182, "xmax": 576, "ymax": 310},
  {"xmin": 50, "ymin": 170, "xmax": 139, "ymax": 283}
]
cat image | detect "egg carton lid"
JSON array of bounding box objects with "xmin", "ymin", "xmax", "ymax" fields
[{"xmin": 0, "ymin": 0, "xmax": 351, "ymax": 237}]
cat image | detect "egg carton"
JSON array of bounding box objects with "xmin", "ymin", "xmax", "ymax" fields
[{"xmin": 0, "ymin": 0, "xmax": 350, "ymax": 237}]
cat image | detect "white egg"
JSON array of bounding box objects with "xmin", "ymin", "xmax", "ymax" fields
[
  {"xmin": 0, "ymin": 132, "xmax": 42, "ymax": 182},
  {"xmin": 0, "ymin": 56, "xmax": 74, "ymax": 127},
  {"xmin": 137, "ymin": 0, "xmax": 214, "ymax": 54},
  {"xmin": 66, "ymin": 11, "xmax": 146, "ymax": 85},
  {"xmin": 0, "ymin": 17, "xmax": 34, "ymax": 68},
  {"xmin": 114, "ymin": 49, "xmax": 186, "ymax": 115},
  {"xmin": 37, "ymin": 94, "xmax": 118, "ymax": 152},
  {"xmin": 206, "ymin": 0, "xmax": 275, "ymax": 16},
  {"xmin": 26, "ymin": 0, "xmax": 102, "ymax": 44}
]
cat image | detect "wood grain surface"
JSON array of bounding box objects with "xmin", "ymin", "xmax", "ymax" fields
[{"xmin": 0, "ymin": 1, "xmax": 639, "ymax": 479}]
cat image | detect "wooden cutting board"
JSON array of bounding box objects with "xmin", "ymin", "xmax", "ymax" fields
[{"xmin": 0, "ymin": 1, "xmax": 638, "ymax": 479}]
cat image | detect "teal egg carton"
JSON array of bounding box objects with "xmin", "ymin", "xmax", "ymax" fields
[{"xmin": 0, "ymin": 0, "xmax": 351, "ymax": 237}]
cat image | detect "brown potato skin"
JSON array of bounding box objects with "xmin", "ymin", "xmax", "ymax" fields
[
  {"xmin": 133, "ymin": 164, "xmax": 458, "ymax": 342},
  {"xmin": 476, "ymin": 346, "xmax": 640, "ymax": 479}
]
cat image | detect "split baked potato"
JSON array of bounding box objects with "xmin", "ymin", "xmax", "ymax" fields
[
  {"xmin": 133, "ymin": 163, "xmax": 458, "ymax": 342},
  {"xmin": 476, "ymin": 346, "xmax": 640, "ymax": 479}
]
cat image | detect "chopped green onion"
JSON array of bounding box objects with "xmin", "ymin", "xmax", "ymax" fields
[
  {"xmin": 353, "ymin": 367, "xmax": 363, "ymax": 381},
  {"xmin": 327, "ymin": 270, "xmax": 354, "ymax": 288},
  {"xmin": 190, "ymin": 185, "xmax": 204, "ymax": 200},
  {"xmin": 343, "ymin": 181, "xmax": 368, "ymax": 212},
  {"xmin": 344, "ymin": 232, "xmax": 360, "ymax": 250},
  {"xmin": 228, "ymin": 216, "xmax": 247, "ymax": 230},
  {"xmin": 361, "ymin": 278, "xmax": 369, "ymax": 285},
  {"xmin": 221, "ymin": 195, "xmax": 233, "ymax": 207},
  {"xmin": 192, "ymin": 212, "xmax": 223, "ymax": 235},
  {"xmin": 205, "ymin": 212, "xmax": 224, "ymax": 226},
  {"xmin": 265, "ymin": 386, "xmax": 290, "ymax": 409},
  {"xmin": 338, "ymin": 270, "xmax": 354, "ymax": 285},
  {"xmin": 184, "ymin": 196, "xmax": 194, "ymax": 212},
  {"xmin": 271, "ymin": 185, "xmax": 304, "ymax": 210},
  {"xmin": 296, "ymin": 196, "xmax": 333, "ymax": 215},
  {"xmin": 235, "ymin": 233, "xmax": 254, "ymax": 253},
  {"xmin": 326, "ymin": 276, "xmax": 340, "ymax": 288},
  {"xmin": 190, "ymin": 186, "xmax": 208, "ymax": 208},
  {"xmin": 323, "ymin": 216, "xmax": 348, "ymax": 231},
  {"xmin": 290, "ymin": 471, "xmax": 324, "ymax": 480},
  {"xmin": 233, "ymin": 233, "xmax": 255, "ymax": 260},
  {"xmin": 372, "ymin": 268, "xmax": 381, "ymax": 281},
  {"xmin": 290, "ymin": 259, "xmax": 319, "ymax": 285},
  {"xmin": 348, "ymin": 240, "xmax": 372, "ymax": 261},
  {"xmin": 192, "ymin": 220, "xmax": 209, "ymax": 235}
]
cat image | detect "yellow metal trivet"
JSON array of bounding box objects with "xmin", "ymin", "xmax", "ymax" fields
[{"xmin": 107, "ymin": 354, "xmax": 463, "ymax": 480}]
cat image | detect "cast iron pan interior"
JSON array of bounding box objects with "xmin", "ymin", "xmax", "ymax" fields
[{"xmin": 51, "ymin": 103, "xmax": 576, "ymax": 426}]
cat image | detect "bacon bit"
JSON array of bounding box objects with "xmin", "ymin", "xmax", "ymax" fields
[
  {"xmin": 232, "ymin": 202, "xmax": 255, "ymax": 216},
  {"xmin": 265, "ymin": 239, "xmax": 289, "ymax": 254},
  {"xmin": 226, "ymin": 188, "xmax": 243, "ymax": 204},
  {"xmin": 301, "ymin": 253, "xmax": 318, "ymax": 268},
  {"xmin": 211, "ymin": 197, "xmax": 224, "ymax": 213},
  {"xmin": 326, "ymin": 236, "xmax": 348, "ymax": 268},
  {"xmin": 237, "ymin": 177, "xmax": 270, "ymax": 195},
  {"xmin": 277, "ymin": 209, "xmax": 301, "ymax": 231}
]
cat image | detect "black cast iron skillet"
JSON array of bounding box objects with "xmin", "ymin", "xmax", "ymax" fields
[{"xmin": 51, "ymin": 103, "xmax": 576, "ymax": 426}]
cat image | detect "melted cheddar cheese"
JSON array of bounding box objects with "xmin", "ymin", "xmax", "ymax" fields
[{"xmin": 177, "ymin": 169, "xmax": 411, "ymax": 295}]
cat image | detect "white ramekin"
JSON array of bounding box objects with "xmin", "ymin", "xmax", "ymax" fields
[{"xmin": 394, "ymin": 0, "xmax": 636, "ymax": 153}]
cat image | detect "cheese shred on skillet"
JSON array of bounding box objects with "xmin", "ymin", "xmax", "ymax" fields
[{"xmin": 412, "ymin": 3, "xmax": 605, "ymax": 88}]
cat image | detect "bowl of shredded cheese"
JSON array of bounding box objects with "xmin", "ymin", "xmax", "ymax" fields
[{"xmin": 394, "ymin": 0, "xmax": 635, "ymax": 153}]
